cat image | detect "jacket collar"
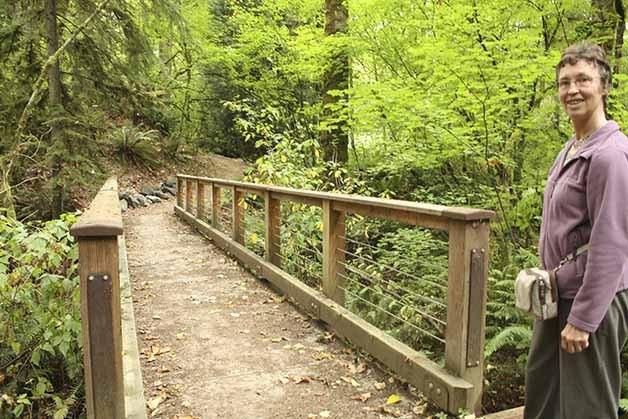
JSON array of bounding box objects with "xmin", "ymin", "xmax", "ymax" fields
[{"xmin": 567, "ymin": 120, "xmax": 620, "ymax": 160}]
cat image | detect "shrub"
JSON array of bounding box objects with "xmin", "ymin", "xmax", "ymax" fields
[{"xmin": 0, "ymin": 212, "xmax": 83, "ymax": 418}]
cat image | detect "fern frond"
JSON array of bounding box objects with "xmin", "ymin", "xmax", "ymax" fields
[{"xmin": 485, "ymin": 324, "xmax": 532, "ymax": 359}]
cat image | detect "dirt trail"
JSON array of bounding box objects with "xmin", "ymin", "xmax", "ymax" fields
[{"xmin": 124, "ymin": 201, "xmax": 436, "ymax": 419}]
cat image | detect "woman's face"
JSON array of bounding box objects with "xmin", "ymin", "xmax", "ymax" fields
[{"xmin": 557, "ymin": 60, "xmax": 606, "ymax": 124}]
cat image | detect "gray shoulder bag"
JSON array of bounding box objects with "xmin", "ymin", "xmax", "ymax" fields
[{"xmin": 515, "ymin": 244, "xmax": 589, "ymax": 320}]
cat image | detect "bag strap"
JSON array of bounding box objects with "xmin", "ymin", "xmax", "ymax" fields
[{"xmin": 555, "ymin": 243, "xmax": 589, "ymax": 271}]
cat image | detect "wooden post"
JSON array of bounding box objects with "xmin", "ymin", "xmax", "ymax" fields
[
  {"xmin": 264, "ymin": 191, "xmax": 281, "ymax": 267},
  {"xmin": 176, "ymin": 176, "xmax": 183, "ymax": 208},
  {"xmin": 232, "ymin": 187, "xmax": 245, "ymax": 244},
  {"xmin": 322, "ymin": 200, "xmax": 345, "ymax": 305},
  {"xmin": 445, "ymin": 219, "xmax": 490, "ymax": 414},
  {"xmin": 197, "ymin": 180, "xmax": 205, "ymax": 220},
  {"xmin": 211, "ymin": 183, "xmax": 221, "ymax": 227},
  {"xmin": 185, "ymin": 179, "xmax": 193, "ymax": 213},
  {"xmin": 71, "ymin": 178, "xmax": 125, "ymax": 419}
]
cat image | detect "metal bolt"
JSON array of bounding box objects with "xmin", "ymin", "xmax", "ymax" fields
[
  {"xmin": 481, "ymin": 248, "xmax": 486, "ymax": 254},
  {"xmin": 436, "ymin": 388, "xmax": 442, "ymax": 395},
  {"xmin": 428, "ymin": 382, "xmax": 434, "ymax": 390},
  {"xmin": 472, "ymin": 249, "xmax": 476, "ymax": 254},
  {"xmin": 88, "ymin": 275, "xmax": 94, "ymax": 281},
  {"xmin": 103, "ymin": 275, "xmax": 109, "ymax": 281}
]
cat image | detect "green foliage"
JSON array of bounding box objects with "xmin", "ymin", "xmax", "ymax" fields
[
  {"xmin": 109, "ymin": 121, "xmax": 160, "ymax": 167},
  {"xmin": 0, "ymin": 212, "xmax": 83, "ymax": 418}
]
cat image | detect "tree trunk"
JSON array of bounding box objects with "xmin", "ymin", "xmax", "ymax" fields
[
  {"xmin": 591, "ymin": 0, "xmax": 622, "ymax": 53},
  {"xmin": 320, "ymin": 0, "xmax": 349, "ymax": 164},
  {"xmin": 46, "ymin": 0, "xmax": 65, "ymax": 217},
  {"xmin": 614, "ymin": 0, "xmax": 625, "ymax": 75}
]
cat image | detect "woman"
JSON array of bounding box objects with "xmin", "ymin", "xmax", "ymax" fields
[{"xmin": 525, "ymin": 43, "xmax": 628, "ymax": 419}]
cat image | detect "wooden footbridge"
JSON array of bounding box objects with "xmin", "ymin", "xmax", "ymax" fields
[{"xmin": 69, "ymin": 176, "xmax": 524, "ymax": 418}]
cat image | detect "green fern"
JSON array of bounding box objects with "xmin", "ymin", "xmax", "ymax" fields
[
  {"xmin": 485, "ymin": 325, "xmax": 533, "ymax": 359},
  {"xmin": 110, "ymin": 122, "xmax": 160, "ymax": 167}
]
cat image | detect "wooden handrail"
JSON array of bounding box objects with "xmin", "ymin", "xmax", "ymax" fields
[
  {"xmin": 176, "ymin": 174, "xmax": 495, "ymax": 222},
  {"xmin": 71, "ymin": 177, "xmax": 125, "ymax": 419},
  {"xmin": 175, "ymin": 174, "xmax": 495, "ymax": 415}
]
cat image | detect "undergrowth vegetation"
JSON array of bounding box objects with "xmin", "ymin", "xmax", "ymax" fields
[{"xmin": 0, "ymin": 213, "xmax": 82, "ymax": 418}]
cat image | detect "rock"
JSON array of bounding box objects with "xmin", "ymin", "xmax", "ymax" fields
[
  {"xmin": 127, "ymin": 195, "xmax": 141, "ymax": 208},
  {"xmin": 146, "ymin": 195, "xmax": 161, "ymax": 203},
  {"xmin": 119, "ymin": 190, "xmax": 132, "ymax": 201},
  {"xmin": 156, "ymin": 191, "xmax": 170, "ymax": 199},
  {"xmin": 119, "ymin": 199, "xmax": 128, "ymax": 212},
  {"xmin": 162, "ymin": 185, "xmax": 176, "ymax": 196},
  {"xmin": 165, "ymin": 176, "xmax": 177, "ymax": 187},
  {"xmin": 136, "ymin": 194, "xmax": 148, "ymax": 206},
  {"xmin": 140, "ymin": 185, "xmax": 159, "ymax": 196}
]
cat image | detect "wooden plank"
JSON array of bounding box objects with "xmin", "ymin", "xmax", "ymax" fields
[
  {"xmin": 264, "ymin": 191, "xmax": 281, "ymax": 267},
  {"xmin": 480, "ymin": 407, "xmax": 524, "ymax": 419},
  {"xmin": 233, "ymin": 187, "xmax": 245, "ymax": 244},
  {"xmin": 185, "ymin": 179, "xmax": 193, "ymax": 213},
  {"xmin": 176, "ymin": 175, "xmax": 495, "ymax": 221},
  {"xmin": 332, "ymin": 201, "xmax": 449, "ymax": 231},
  {"xmin": 196, "ymin": 180, "xmax": 205, "ymax": 221},
  {"xmin": 270, "ymin": 191, "xmax": 322, "ymax": 207},
  {"xmin": 118, "ymin": 236, "xmax": 147, "ymax": 419},
  {"xmin": 77, "ymin": 237, "xmax": 125, "ymax": 419},
  {"xmin": 467, "ymin": 248, "xmax": 486, "ymax": 368},
  {"xmin": 445, "ymin": 220, "xmax": 490, "ymax": 414},
  {"xmin": 175, "ymin": 206, "xmax": 474, "ymax": 414},
  {"xmin": 322, "ymin": 200, "xmax": 345, "ymax": 305},
  {"xmin": 211, "ymin": 184, "xmax": 221, "ymax": 228},
  {"xmin": 71, "ymin": 177, "xmax": 123, "ymax": 237},
  {"xmin": 176, "ymin": 176, "xmax": 183, "ymax": 208}
]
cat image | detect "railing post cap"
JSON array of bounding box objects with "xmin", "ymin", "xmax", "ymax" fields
[{"xmin": 71, "ymin": 176, "xmax": 123, "ymax": 237}]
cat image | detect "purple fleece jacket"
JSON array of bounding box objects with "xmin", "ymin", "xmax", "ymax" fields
[{"xmin": 539, "ymin": 120, "xmax": 628, "ymax": 333}]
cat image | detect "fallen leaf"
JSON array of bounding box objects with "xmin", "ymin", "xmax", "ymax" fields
[
  {"xmin": 352, "ymin": 392, "xmax": 372, "ymax": 402},
  {"xmin": 273, "ymin": 295, "xmax": 286, "ymax": 303},
  {"xmin": 279, "ymin": 377, "xmax": 290, "ymax": 384},
  {"xmin": 412, "ymin": 403, "xmax": 427, "ymax": 415},
  {"xmin": 144, "ymin": 335, "xmax": 160, "ymax": 341},
  {"xmin": 313, "ymin": 351, "xmax": 334, "ymax": 361},
  {"xmin": 386, "ymin": 394, "xmax": 402, "ymax": 405},
  {"xmin": 374, "ymin": 382, "xmax": 386, "ymax": 390},
  {"xmin": 152, "ymin": 315, "xmax": 161, "ymax": 320},
  {"xmin": 380, "ymin": 406, "xmax": 401, "ymax": 417},
  {"xmin": 176, "ymin": 333, "xmax": 186, "ymax": 340},
  {"xmin": 181, "ymin": 401, "xmax": 191, "ymax": 408},
  {"xmin": 319, "ymin": 411, "xmax": 330, "ymax": 418},
  {"xmin": 147, "ymin": 395, "xmax": 165, "ymax": 410},
  {"xmin": 293, "ymin": 343, "xmax": 305, "ymax": 350},
  {"xmin": 292, "ymin": 375, "xmax": 312, "ymax": 384},
  {"xmin": 230, "ymin": 312, "xmax": 241, "ymax": 318}
]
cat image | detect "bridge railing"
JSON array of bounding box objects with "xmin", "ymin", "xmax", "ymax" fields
[
  {"xmin": 175, "ymin": 174, "xmax": 495, "ymax": 415},
  {"xmin": 70, "ymin": 177, "xmax": 146, "ymax": 419}
]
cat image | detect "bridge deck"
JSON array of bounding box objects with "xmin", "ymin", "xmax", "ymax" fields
[{"xmin": 124, "ymin": 202, "xmax": 435, "ymax": 418}]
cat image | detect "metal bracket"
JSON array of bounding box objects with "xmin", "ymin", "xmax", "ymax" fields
[{"xmin": 466, "ymin": 248, "xmax": 486, "ymax": 367}]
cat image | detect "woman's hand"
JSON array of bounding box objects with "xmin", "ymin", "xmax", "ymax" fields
[{"xmin": 561, "ymin": 323, "xmax": 590, "ymax": 353}]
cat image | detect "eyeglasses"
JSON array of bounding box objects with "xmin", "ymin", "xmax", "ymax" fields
[{"xmin": 557, "ymin": 75, "xmax": 598, "ymax": 91}]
